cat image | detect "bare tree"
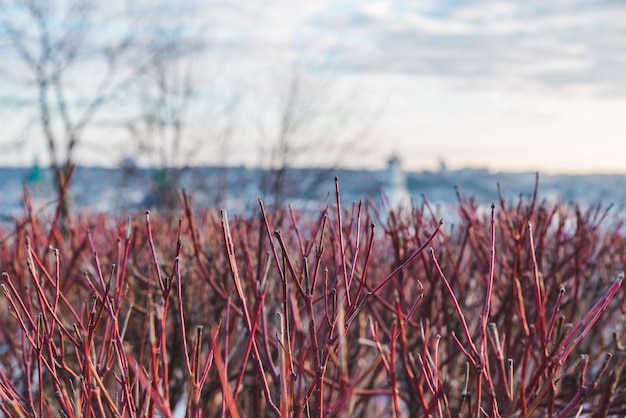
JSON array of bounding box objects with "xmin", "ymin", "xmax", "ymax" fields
[
  {"xmin": 0, "ymin": 1, "xmax": 116, "ymax": 185},
  {"xmin": 208, "ymin": 95, "xmax": 239, "ymax": 207},
  {"xmin": 122, "ymin": 14, "xmax": 238, "ymax": 210},
  {"xmin": 0, "ymin": 0, "xmax": 199, "ymax": 215},
  {"xmin": 256, "ymin": 61, "xmax": 377, "ymax": 207},
  {"xmin": 124, "ymin": 39, "xmax": 194, "ymax": 209}
]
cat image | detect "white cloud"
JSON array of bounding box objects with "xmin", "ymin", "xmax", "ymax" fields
[
  {"xmin": 285, "ymin": 1, "xmax": 625, "ymax": 96},
  {"xmin": 160, "ymin": 0, "xmax": 626, "ymax": 100}
]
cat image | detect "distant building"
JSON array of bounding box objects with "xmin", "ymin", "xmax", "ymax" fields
[
  {"xmin": 26, "ymin": 157, "xmax": 45, "ymax": 184},
  {"xmin": 439, "ymin": 158, "xmax": 448, "ymax": 173},
  {"xmin": 384, "ymin": 155, "xmax": 410, "ymax": 208}
]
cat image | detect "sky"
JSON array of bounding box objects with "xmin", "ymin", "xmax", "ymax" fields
[
  {"xmin": 2, "ymin": 0, "xmax": 626, "ymax": 174},
  {"xmin": 207, "ymin": 0, "xmax": 626, "ymax": 174}
]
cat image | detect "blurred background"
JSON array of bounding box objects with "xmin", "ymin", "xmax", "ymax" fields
[{"xmin": 0, "ymin": 0, "xmax": 625, "ymax": 214}]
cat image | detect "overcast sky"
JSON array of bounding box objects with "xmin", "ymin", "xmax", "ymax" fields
[
  {"xmin": 204, "ymin": 0, "xmax": 626, "ymax": 173},
  {"xmin": 3, "ymin": 0, "xmax": 626, "ymax": 173}
]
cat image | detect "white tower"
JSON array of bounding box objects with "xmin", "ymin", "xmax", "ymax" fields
[{"xmin": 384, "ymin": 155, "xmax": 410, "ymax": 208}]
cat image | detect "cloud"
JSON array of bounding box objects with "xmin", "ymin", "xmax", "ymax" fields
[{"xmin": 205, "ymin": 0, "xmax": 626, "ymax": 97}]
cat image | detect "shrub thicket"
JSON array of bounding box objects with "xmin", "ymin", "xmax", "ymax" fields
[{"xmin": 0, "ymin": 179, "xmax": 624, "ymax": 417}]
